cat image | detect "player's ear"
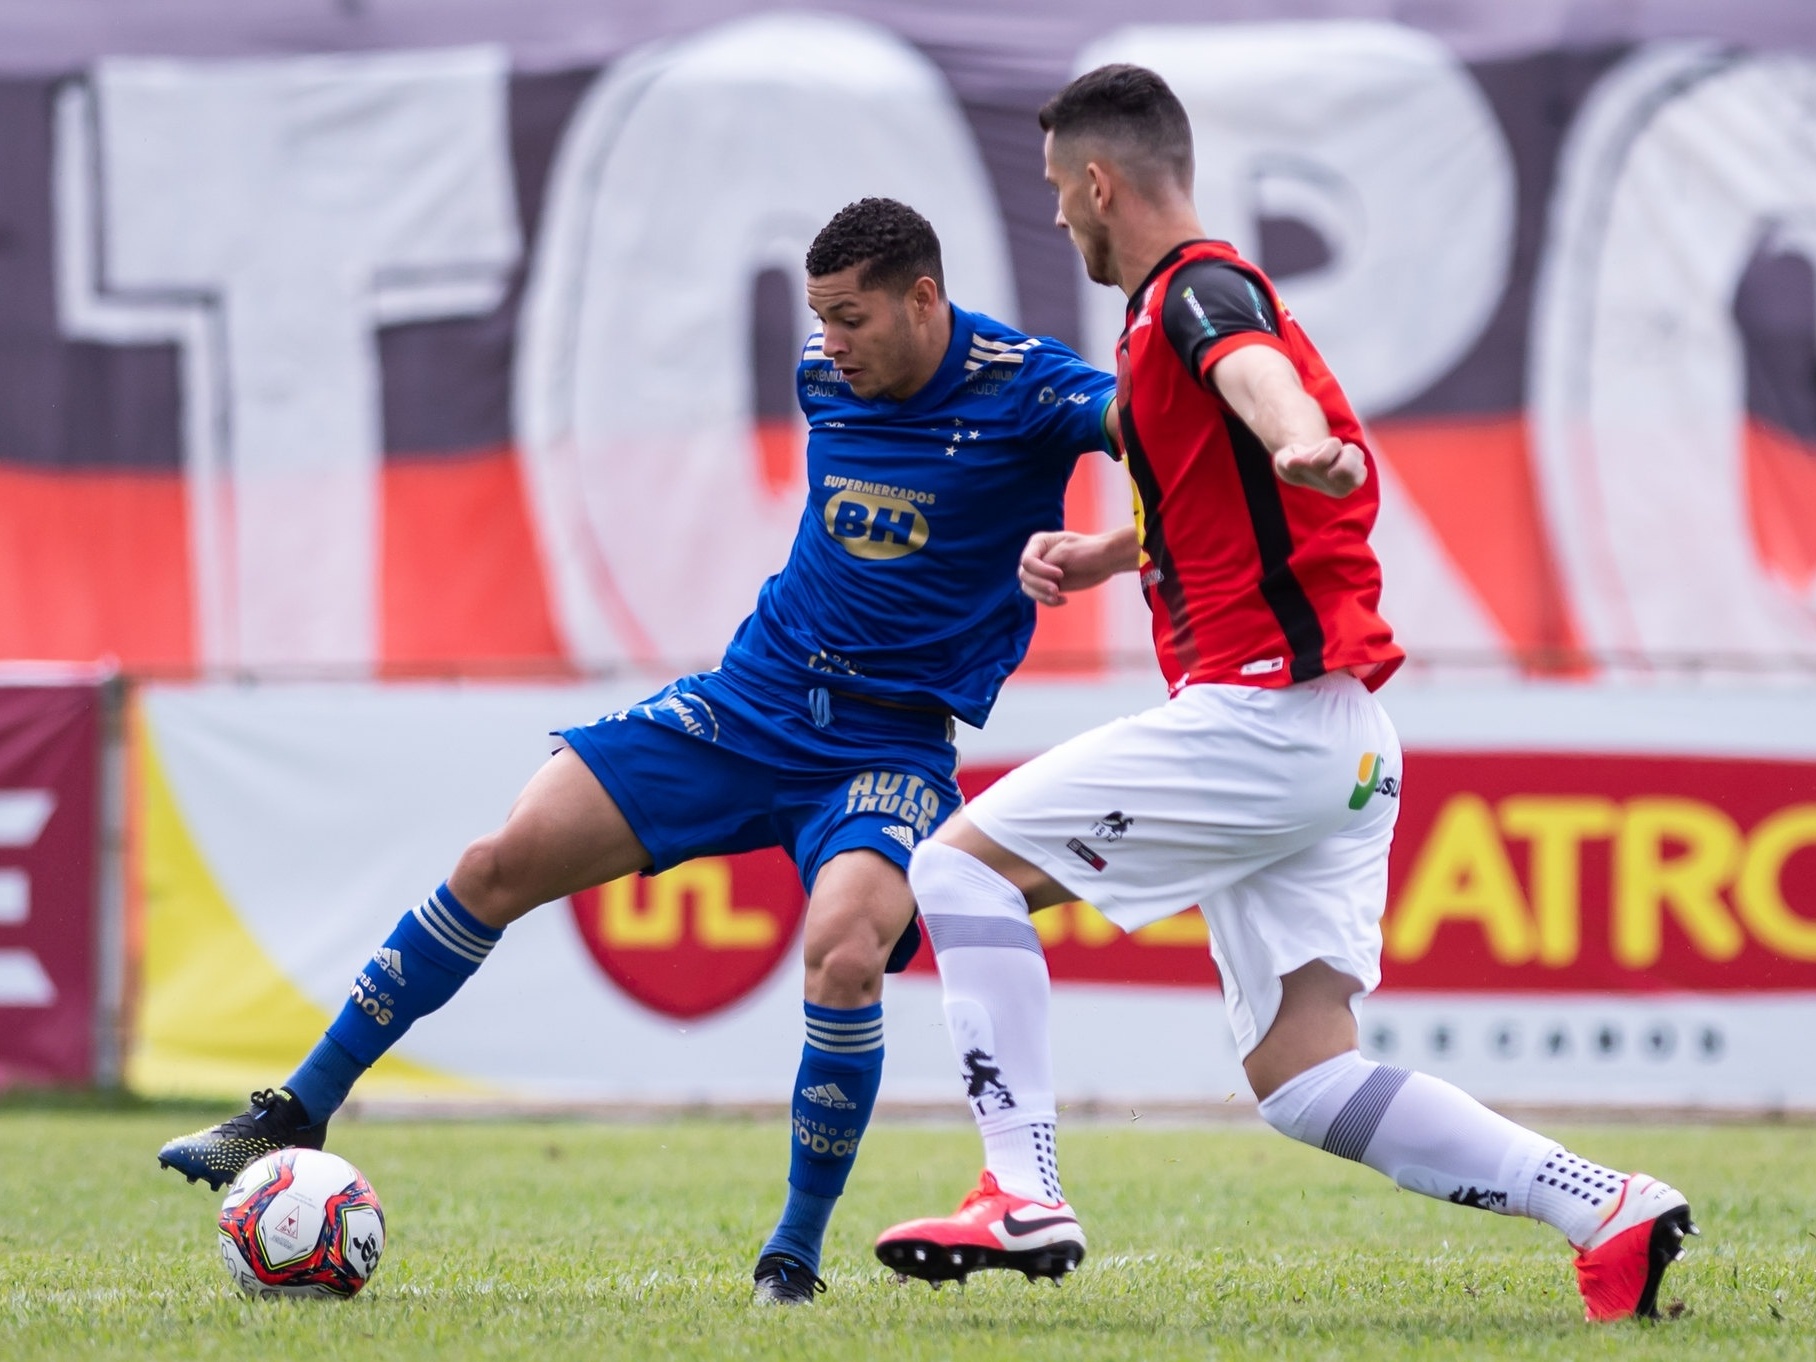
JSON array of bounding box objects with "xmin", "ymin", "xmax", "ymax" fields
[
  {"xmin": 909, "ymin": 275, "xmax": 941, "ymax": 319},
  {"xmin": 1085, "ymin": 159, "xmax": 1113, "ymax": 215}
]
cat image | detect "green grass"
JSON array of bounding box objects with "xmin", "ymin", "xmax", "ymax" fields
[{"xmin": 1, "ymin": 1111, "xmax": 1812, "ymax": 1359}]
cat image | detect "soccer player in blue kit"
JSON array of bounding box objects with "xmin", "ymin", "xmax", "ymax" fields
[{"xmin": 156, "ymin": 198, "xmax": 1115, "ymax": 1304}]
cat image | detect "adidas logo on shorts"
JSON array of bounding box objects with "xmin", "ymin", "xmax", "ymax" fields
[
  {"xmin": 801, "ymin": 1083, "xmax": 857, "ymax": 1110},
  {"xmin": 881, "ymin": 824, "xmax": 916, "ymax": 853}
]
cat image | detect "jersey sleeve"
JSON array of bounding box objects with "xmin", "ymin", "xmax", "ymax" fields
[
  {"xmin": 1017, "ymin": 342, "xmax": 1117, "ymax": 457},
  {"xmin": 1159, "ymin": 260, "xmax": 1288, "ymax": 388}
]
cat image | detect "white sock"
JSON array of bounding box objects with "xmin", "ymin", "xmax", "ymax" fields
[
  {"xmin": 1258, "ymin": 1052, "xmax": 1626, "ymax": 1244},
  {"xmin": 910, "ymin": 841, "xmax": 1059, "ymax": 1203}
]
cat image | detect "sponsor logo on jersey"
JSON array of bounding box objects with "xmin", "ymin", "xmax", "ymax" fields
[
  {"xmin": 846, "ymin": 771, "xmax": 941, "ymax": 837},
  {"xmin": 1351, "ymin": 753, "xmax": 1386, "ymax": 809},
  {"xmin": 1240, "ymin": 656, "xmax": 1285, "ymax": 676},
  {"xmin": 647, "ymin": 690, "xmax": 719, "ymax": 742},
  {"xmin": 1091, "ymin": 811, "xmax": 1133, "ymax": 842},
  {"xmin": 1182, "ymin": 285, "xmax": 1217, "ymax": 339},
  {"xmin": 823, "ymin": 487, "xmax": 931, "ymax": 560},
  {"xmin": 1066, "ymin": 837, "xmax": 1107, "ymax": 871},
  {"xmin": 801, "ymin": 1082, "xmax": 857, "ymax": 1110}
]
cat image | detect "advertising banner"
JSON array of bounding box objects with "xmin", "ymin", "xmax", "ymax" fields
[
  {"xmin": 127, "ymin": 677, "xmax": 1816, "ymax": 1110},
  {"xmin": 0, "ymin": 8, "xmax": 1814, "ymax": 683},
  {"xmin": 0, "ymin": 676, "xmax": 105, "ymax": 1085}
]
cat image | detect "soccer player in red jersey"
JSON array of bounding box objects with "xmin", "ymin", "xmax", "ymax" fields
[{"xmin": 875, "ymin": 65, "xmax": 1695, "ymax": 1324}]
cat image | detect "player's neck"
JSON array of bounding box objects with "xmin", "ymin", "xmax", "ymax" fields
[
  {"xmin": 1114, "ymin": 207, "xmax": 1210, "ymax": 297},
  {"xmin": 885, "ymin": 302, "xmax": 954, "ymax": 402}
]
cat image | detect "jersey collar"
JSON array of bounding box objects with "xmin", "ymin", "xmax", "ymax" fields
[{"xmin": 1125, "ymin": 238, "xmax": 1228, "ymax": 320}]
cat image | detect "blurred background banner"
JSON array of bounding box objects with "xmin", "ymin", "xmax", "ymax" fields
[
  {"xmin": 127, "ymin": 678, "xmax": 1816, "ymax": 1108},
  {"xmin": 4, "ymin": 3, "xmax": 1814, "ymax": 1106},
  {"xmin": 0, "ymin": 673, "xmax": 105, "ymax": 1084},
  {"xmin": 3, "ymin": 4, "xmax": 1815, "ymax": 679}
]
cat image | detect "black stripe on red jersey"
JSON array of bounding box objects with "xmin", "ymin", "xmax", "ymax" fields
[
  {"xmin": 1224, "ymin": 411, "xmax": 1327, "ymax": 682},
  {"xmin": 1117, "ymin": 396, "xmax": 1199, "ymax": 673}
]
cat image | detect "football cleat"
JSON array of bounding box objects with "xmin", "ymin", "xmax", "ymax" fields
[
  {"xmin": 751, "ymin": 1253, "xmax": 826, "ymax": 1305},
  {"xmin": 875, "ymin": 1170, "xmax": 1085, "ymax": 1286},
  {"xmin": 157, "ymin": 1088, "xmax": 328, "ymax": 1191},
  {"xmin": 1572, "ymin": 1174, "xmax": 1698, "ymax": 1322}
]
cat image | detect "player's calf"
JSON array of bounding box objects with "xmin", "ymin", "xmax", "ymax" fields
[{"xmin": 1258, "ymin": 1050, "xmax": 1696, "ymax": 1322}]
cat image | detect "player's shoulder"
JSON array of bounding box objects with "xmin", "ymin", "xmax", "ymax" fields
[
  {"xmin": 956, "ymin": 306, "xmax": 1098, "ymax": 392},
  {"xmin": 1162, "ymin": 256, "xmax": 1277, "ymax": 332}
]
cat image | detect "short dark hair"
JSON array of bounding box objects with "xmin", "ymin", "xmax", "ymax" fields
[
  {"xmin": 1038, "ymin": 64, "xmax": 1193, "ymax": 191},
  {"xmin": 805, "ymin": 197, "xmax": 945, "ymax": 295}
]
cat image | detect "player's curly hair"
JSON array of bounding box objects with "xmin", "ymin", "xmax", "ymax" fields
[
  {"xmin": 1039, "ymin": 64, "xmax": 1193, "ymax": 192},
  {"xmin": 805, "ymin": 198, "xmax": 945, "ymax": 296}
]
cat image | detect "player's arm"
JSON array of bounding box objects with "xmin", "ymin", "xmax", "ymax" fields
[
  {"xmin": 1209, "ymin": 346, "xmax": 1366, "ymax": 498},
  {"xmin": 1019, "ymin": 525, "xmax": 1139, "ymax": 606},
  {"xmin": 1161, "ymin": 261, "xmax": 1364, "ymax": 498}
]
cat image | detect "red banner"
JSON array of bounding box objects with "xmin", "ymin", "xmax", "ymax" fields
[
  {"xmin": 898, "ymin": 755, "xmax": 1816, "ymax": 995},
  {"xmin": 550, "ymin": 751, "xmax": 1816, "ymax": 1013},
  {"xmin": 0, "ymin": 682, "xmax": 103, "ymax": 1085}
]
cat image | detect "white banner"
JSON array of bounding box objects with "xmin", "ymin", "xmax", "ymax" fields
[{"xmin": 129, "ymin": 675, "xmax": 1816, "ymax": 1110}]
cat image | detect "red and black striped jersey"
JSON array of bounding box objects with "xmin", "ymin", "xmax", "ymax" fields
[{"xmin": 1115, "ymin": 239, "xmax": 1402, "ymax": 693}]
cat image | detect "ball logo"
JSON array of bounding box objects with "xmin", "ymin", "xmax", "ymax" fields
[
  {"xmin": 823, "ymin": 490, "xmax": 930, "ymax": 560},
  {"xmin": 569, "ymin": 849, "xmax": 806, "ymax": 1019}
]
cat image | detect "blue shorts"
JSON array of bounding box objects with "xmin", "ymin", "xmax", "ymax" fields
[{"xmin": 559, "ymin": 665, "xmax": 962, "ymax": 967}]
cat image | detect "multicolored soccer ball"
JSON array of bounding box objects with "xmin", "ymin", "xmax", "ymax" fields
[{"xmin": 217, "ymin": 1148, "xmax": 386, "ymax": 1299}]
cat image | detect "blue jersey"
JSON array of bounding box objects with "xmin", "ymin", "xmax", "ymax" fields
[{"xmin": 723, "ymin": 304, "xmax": 1115, "ymax": 728}]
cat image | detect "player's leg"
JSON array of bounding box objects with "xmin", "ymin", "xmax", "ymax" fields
[
  {"xmin": 873, "ymin": 695, "xmax": 1275, "ymax": 1284},
  {"xmin": 1231, "ymin": 825, "xmax": 1695, "ymax": 1323},
  {"xmin": 872, "ymin": 815, "xmax": 1089, "ymax": 1283},
  {"xmin": 755, "ymin": 742, "xmax": 965, "ymax": 1302},
  {"xmin": 157, "ymin": 748, "xmax": 651, "ymax": 1187},
  {"xmin": 754, "ymin": 849, "xmax": 910, "ymax": 1303}
]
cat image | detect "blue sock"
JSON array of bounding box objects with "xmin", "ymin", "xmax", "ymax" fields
[
  {"xmin": 284, "ymin": 883, "xmax": 502, "ymax": 1123},
  {"xmin": 761, "ymin": 1001, "xmax": 885, "ymax": 1273}
]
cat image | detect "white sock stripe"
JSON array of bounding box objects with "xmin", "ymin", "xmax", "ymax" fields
[
  {"xmin": 424, "ymin": 892, "xmax": 498, "ymax": 955},
  {"xmin": 923, "ymin": 913, "xmax": 1043, "ymax": 955},
  {"xmin": 802, "ymin": 1016, "xmax": 886, "ymax": 1031},
  {"xmin": 805, "ymin": 1035, "xmax": 884, "ymax": 1053},
  {"xmin": 412, "ymin": 900, "xmax": 492, "ymax": 965},
  {"xmin": 805, "ymin": 1022, "xmax": 884, "ymax": 1040},
  {"xmin": 806, "ymin": 1029, "xmax": 885, "ymax": 1048}
]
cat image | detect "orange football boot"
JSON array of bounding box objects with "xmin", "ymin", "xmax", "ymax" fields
[
  {"xmin": 1572, "ymin": 1174, "xmax": 1697, "ymax": 1322},
  {"xmin": 876, "ymin": 1170, "xmax": 1085, "ymax": 1285}
]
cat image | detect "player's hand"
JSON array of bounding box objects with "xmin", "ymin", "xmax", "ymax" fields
[
  {"xmin": 1019, "ymin": 530, "xmax": 1132, "ymax": 606},
  {"xmin": 1274, "ymin": 438, "xmax": 1367, "ymax": 497}
]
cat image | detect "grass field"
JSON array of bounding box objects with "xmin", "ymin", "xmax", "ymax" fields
[{"xmin": 2, "ymin": 1105, "xmax": 1812, "ymax": 1360}]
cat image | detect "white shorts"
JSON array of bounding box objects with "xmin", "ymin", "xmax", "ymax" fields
[{"xmin": 966, "ymin": 673, "xmax": 1402, "ymax": 1058}]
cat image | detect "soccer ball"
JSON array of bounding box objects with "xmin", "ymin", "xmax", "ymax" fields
[{"xmin": 217, "ymin": 1148, "xmax": 386, "ymax": 1299}]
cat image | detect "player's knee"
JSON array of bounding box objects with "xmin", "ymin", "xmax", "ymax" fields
[
  {"xmin": 450, "ymin": 833, "xmax": 531, "ymax": 927},
  {"xmin": 804, "ymin": 935, "xmax": 886, "ymax": 1007}
]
